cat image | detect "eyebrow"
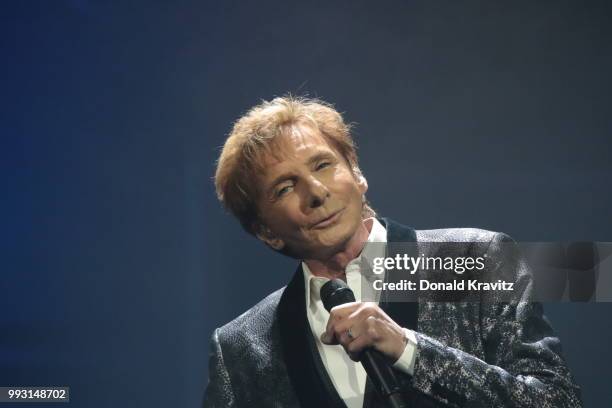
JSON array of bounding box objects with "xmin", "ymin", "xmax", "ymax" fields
[
  {"xmin": 306, "ymin": 151, "xmax": 335, "ymax": 166},
  {"xmin": 265, "ymin": 150, "xmax": 336, "ymax": 194}
]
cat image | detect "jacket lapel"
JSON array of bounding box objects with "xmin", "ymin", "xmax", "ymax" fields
[
  {"xmin": 278, "ymin": 218, "xmax": 419, "ymax": 408},
  {"xmin": 378, "ymin": 217, "xmax": 419, "ymax": 331},
  {"xmin": 278, "ymin": 264, "xmax": 347, "ymax": 408},
  {"xmin": 363, "ymin": 218, "xmax": 419, "ymax": 408}
]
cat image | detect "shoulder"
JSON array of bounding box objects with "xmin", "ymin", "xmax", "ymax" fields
[
  {"xmin": 382, "ymin": 218, "xmax": 517, "ymax": 256},
  {"xmin": 216, "ymin": 287, "xmax": 285, "ymax": 348},
  {"xmin": 381, "ymin": 217, "xmax": 512, "ymax": 244},
  {"xmin": 415, "ymin": 227, "xmax": 506, "ymax": 243},
  {"xmin": 413, "ymin": 227, "xmax": 517, "ymax": 259}
]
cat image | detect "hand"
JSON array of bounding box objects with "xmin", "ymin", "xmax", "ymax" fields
[{"xmin": 321, "ymin": 302, "xmax": 407, "ymax": 362}]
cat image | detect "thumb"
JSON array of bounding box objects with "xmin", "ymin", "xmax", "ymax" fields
[{"xmin": 320, "ymin": 331, "xmax": 336, "ymax": 344}]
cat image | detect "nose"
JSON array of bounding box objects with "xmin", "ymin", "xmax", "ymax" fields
[{"xmin": 303, "ymin": 176, "xmax": 330, "ymax": 210}]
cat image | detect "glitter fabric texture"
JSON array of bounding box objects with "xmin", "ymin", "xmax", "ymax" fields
[{"xmin": 204, "ymin": 219, "xmax": 582, "ymax": 407}]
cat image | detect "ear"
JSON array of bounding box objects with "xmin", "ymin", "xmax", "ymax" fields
[
  {"xmin": 255, "ymin": 224, "xmax": 286, "ymax": 251},
  {"xmin": 353, "ymin": 166, "xmax": 368, "ymax": 194}
]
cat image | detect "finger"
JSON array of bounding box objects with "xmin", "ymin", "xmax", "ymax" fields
[
  {"xmin": 335, "ymin": 304, "xmax": 381, "ymax": 338},
  {"xmin": 330, "ymin": 302, "xmax": 361, "ymax": 317},
  {"xmin": 322, "ymin": 318, "xmax": 355, "ymax": 345},
  {"xmin": 333, "ymin": 321, "xmax": 361, "ymax": 346},
  {"xmin": 348, "ymin": 316, "xmax": 382, "ymax": 351},
  {"xmin": 324, "ymin": 302, "xmax": 360, "ymax": 342},
  {"xmin": 320, "ymin": 330, "xmax": 339, "ymax": 345},
  {"xmin": 340, "ymin": 323, "xmax": 365, "ymax": 347},
  {"xmin": 350, "ymin": 303, "xmax": 391, "ymax": 325},
  {"xmin": 346, "ymin": 331, "xmax": 375, "ymax": 355},
  {"xmin": 350, "ymin": 302, "xmax": 379, "ymax": 321},
  {"xmin": 335, "ymin": 303, "xmax": 378, "ymax": 333},
  {"xmin": 335, "ymin": 329, "xmax": 352, "ymax": 347},
  {"xmin": 333, "ymin": 303, "xmax": 373, "ymax": 335}
]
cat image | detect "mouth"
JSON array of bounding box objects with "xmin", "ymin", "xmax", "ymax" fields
[{"xmin": 311, "ymin": 208, "xmax": 344, "ymax": 230}]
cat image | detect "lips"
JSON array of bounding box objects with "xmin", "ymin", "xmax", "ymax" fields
[{"xmin": 311, "ymin": 209, "xmax": 344, "ymax": 229}]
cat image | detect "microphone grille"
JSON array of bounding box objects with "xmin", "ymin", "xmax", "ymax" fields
[{"xmin": 320, "ymin": 279, "xmax": 356, "ymax": 312}]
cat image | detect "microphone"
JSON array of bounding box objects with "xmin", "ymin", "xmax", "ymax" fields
[{"xmin": 321, "ymin": 279, "xmax": 408, "ymax": 408}]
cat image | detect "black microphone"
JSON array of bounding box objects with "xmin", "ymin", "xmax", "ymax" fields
[{"xmin": 321, "ymin": 279, "xmax": 408, "ymax": 408}]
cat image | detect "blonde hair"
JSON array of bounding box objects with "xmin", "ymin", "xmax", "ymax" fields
[{"xmin": 214, "ymin": 95, "xmax": 374, "ymax": 235}]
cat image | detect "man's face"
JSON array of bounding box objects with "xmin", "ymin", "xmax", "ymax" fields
[{"xmin": 255, "ymin": 125, "xmax": 368, "ymax": 260}]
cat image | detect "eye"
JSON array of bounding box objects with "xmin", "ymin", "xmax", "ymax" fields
[
  {"xmin": 316, "ymin": 161, "xmax": 331, "ymax": 171},
  {"xmin": 276, "ymin": 184, "xmax": 294, "ymax": 198}
]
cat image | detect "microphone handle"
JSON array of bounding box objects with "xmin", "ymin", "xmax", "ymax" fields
[
  {"xmin": 361, "ymin": 348, "xmax": 408, "ymax": 408},
  {"xmin": 319, "ymin": 280, "xmax": 408, "ymax": 407}
]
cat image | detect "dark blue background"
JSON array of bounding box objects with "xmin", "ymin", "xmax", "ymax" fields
[{"xmin": 2, "ymin": 1, "xmax": 611, "ymax": 407}]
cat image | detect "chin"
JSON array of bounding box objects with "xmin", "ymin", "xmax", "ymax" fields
[{"xmin": 318, "ymin": 226, "xmax": 357, "ymax": 251}]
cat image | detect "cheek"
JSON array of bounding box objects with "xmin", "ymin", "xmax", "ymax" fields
[
  {"xmin": 329, "ymin": 169, "xmax": 359, "ymax": 191},
  {"xmin": 271, "ymin": 201, "xmax": 307, "ymax": 230},
  {"xmin": 340, "ymin": 179, "xmax": 365, "ymax": 202},
  {"xmin": 332, "ymin": 166, "xmax": 352, "ymax": 183}
]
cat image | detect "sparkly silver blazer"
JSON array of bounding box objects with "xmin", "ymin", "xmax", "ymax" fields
[{"xmin": 203, "ymin": 218, "xmax": 582, "ymax": 407}]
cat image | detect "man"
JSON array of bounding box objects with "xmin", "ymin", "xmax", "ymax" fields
[{"xmin": 204, "ymin": 96, "xmax": 581, "ymax": 407}]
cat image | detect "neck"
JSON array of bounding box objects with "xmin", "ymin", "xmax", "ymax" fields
[{"xmin": 304, "ymin": 218, "xmax": 373, "ymax": 280}]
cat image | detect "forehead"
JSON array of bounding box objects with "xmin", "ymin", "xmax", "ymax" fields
[{"xmin": 261, "ymin": 125, "xmax": 336, "ymax": 166}]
